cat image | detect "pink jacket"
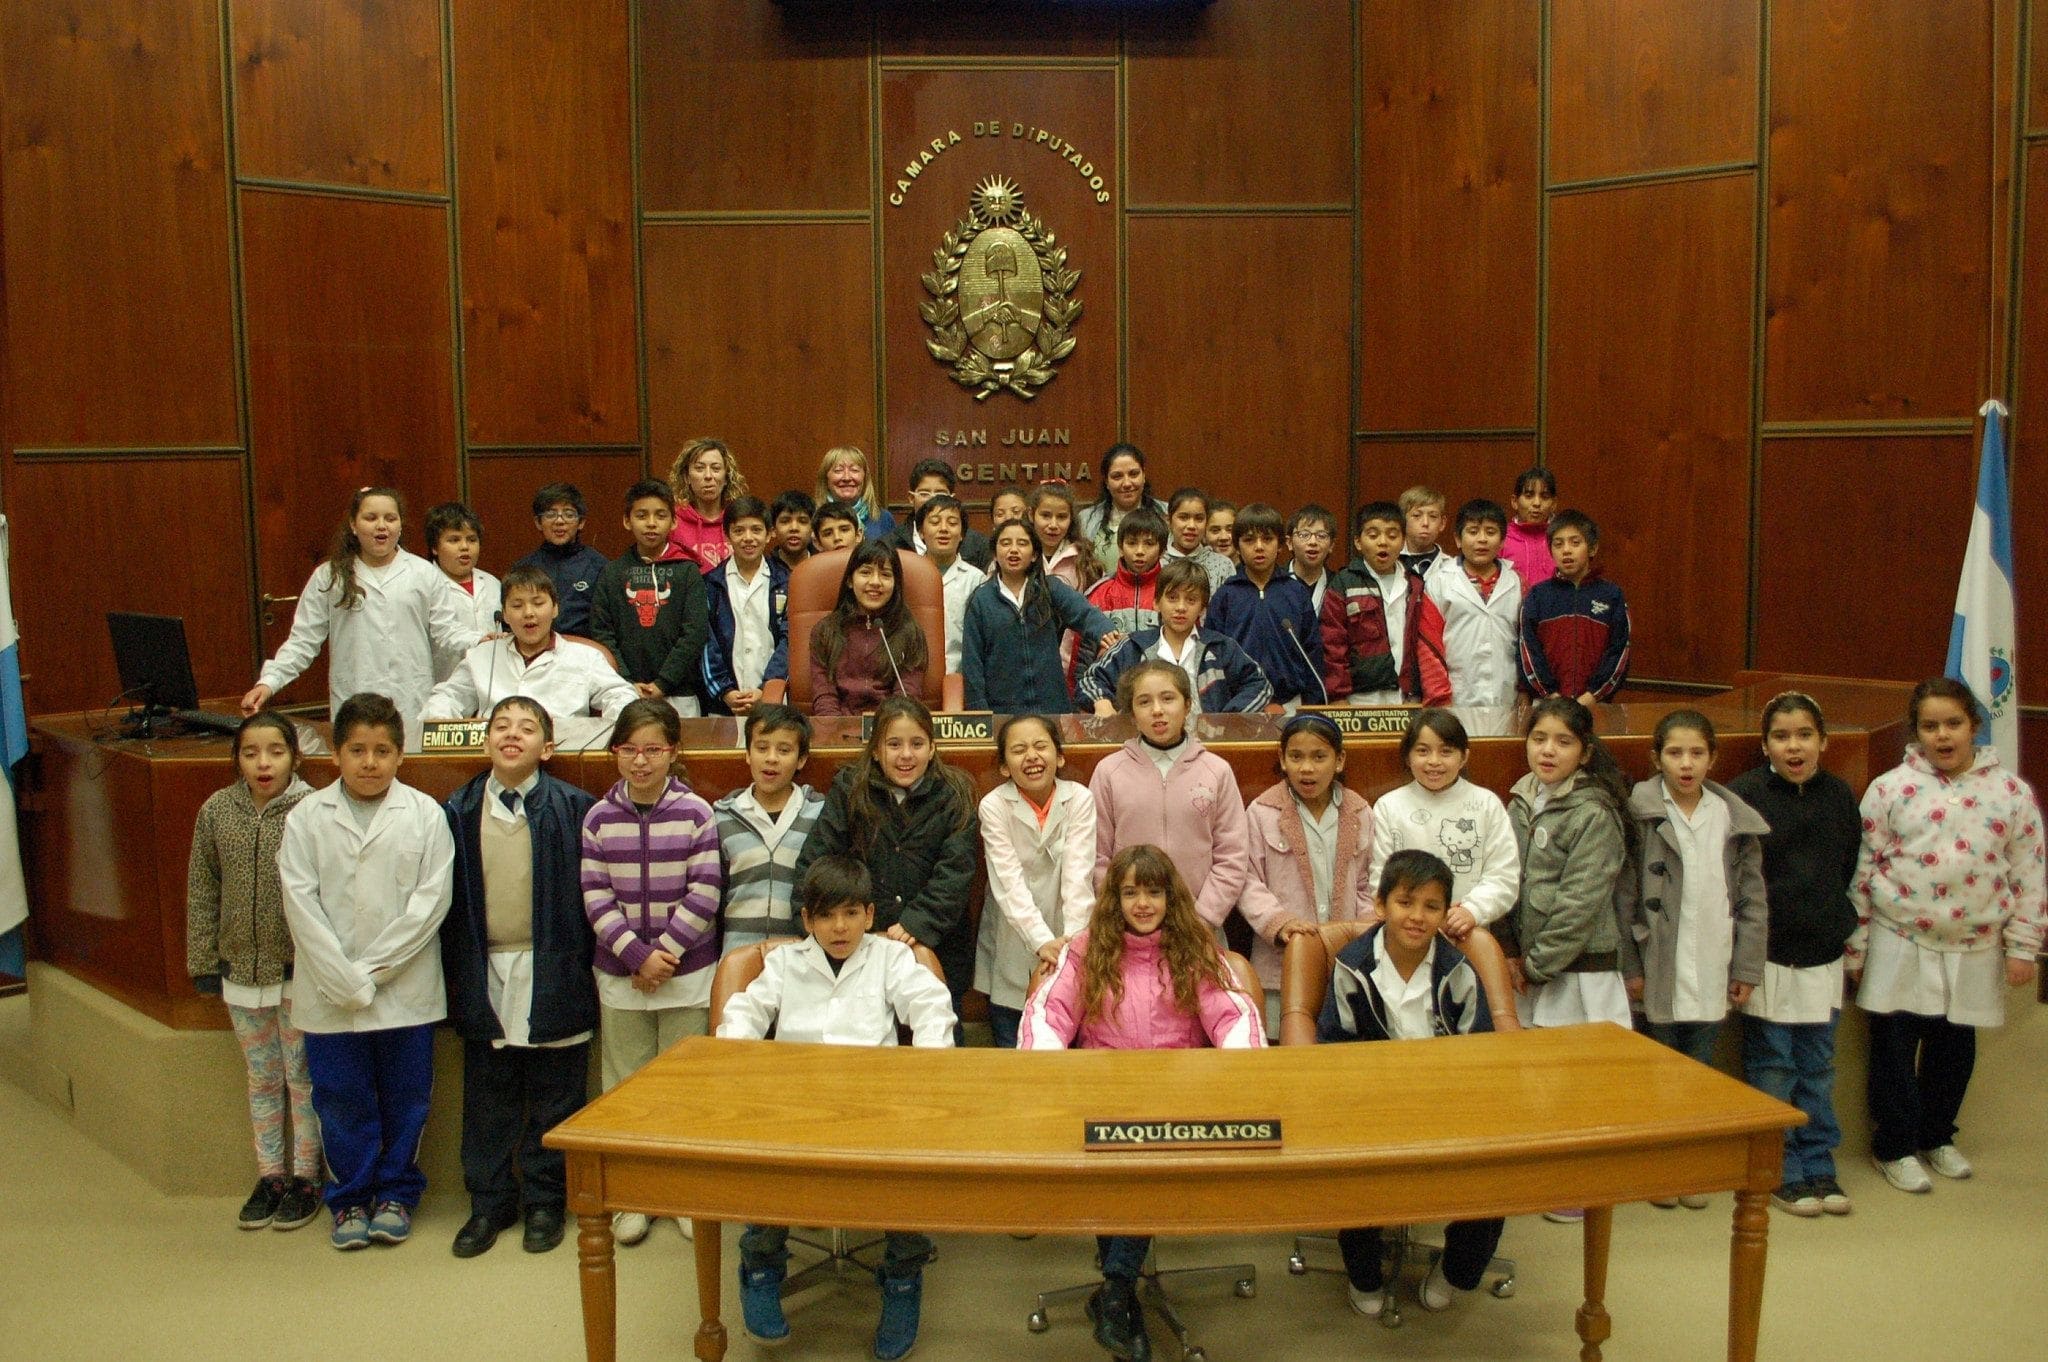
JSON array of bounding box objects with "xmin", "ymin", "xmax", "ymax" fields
[
  {"xmin": 1017, "ymin": 928, "xmax": 1265, "ymax": 1051},
  {"xmin": 666, "ymin": 502, "xmax": 730, "ymax": 574},
  {"xmin": 1500, "ymin": 520, "xmax": 1554, "ymax": 591},
  {"xmin": 1090, "ymin": 738, "xmax": 1250, "ymax": 931},
  {"xmin": 1237, "ymin": 783, "xmax": 1377, "ymax": 988}
]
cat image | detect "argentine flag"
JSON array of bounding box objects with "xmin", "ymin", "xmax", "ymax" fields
[
  {"xmin": 1945, "ymin": 401, "xmax": 2019, "ymax": 761},
  {"xmin": 0, "ymin": 516, "xmax": 28, "ymax": 955}
]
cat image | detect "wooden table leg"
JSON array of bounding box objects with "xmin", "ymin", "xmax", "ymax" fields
[
  {"xmin": 1576, "ymin": 1206, "xmax": 1613, "ymax": 1362},
  {"xmin": 694, "ymin": 1219, "xmax": 728, "ymax": 1362},
  {"xmin": 1728, "ymin": 1189, "xmax": 1769, "ymax": 1362},
  {"xmin": 576, "ymin": 1212, "xmax": 617, "ymax": 1362}
]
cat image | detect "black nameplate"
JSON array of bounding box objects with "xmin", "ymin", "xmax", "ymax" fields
[
  {"xmin": 419, "ymin": 719, "xmax": 489, "ymax": 753},
  {"xmin": 857, "ymin": 711, "xmax": 996, "ymax": 745},
  {"xmin": 1084, "ymin": 1119, "xmax": 1283, "ymax": 1152},
  {"xmin": 1299, "ymin": 704, "xmax": 1414, "ymax": 737}
]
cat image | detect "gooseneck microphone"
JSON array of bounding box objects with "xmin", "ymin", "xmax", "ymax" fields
[{"xmin": 1280, "ymin": 617, "xmax": 1330, "ymax": 705}]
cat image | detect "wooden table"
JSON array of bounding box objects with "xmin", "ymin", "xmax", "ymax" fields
[{"xmin": 546, "ymin": 1024, "xmax": 1803, "ymax": 1362}]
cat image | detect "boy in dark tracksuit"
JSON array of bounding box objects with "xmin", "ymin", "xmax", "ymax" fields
[
  {"xmin": 513, "ymin": 482, "xmax": 612, "ymax": 637},
  {"xmin": 1319, "ymin": 849, "xmax": 1505, "ymax": 1319},
  {"xmin": 1518, "ymin": 509, "xmax": 1629, "ymax": 702},
  {"xmin": 591, "ymin": 479, "xmax": 711, "ymax": 711},
  {"xmin": 1205, "ymin": 502, "xmax": 1325, "ymax": 705},
  {"xmin": 441, "ymin": 696, "xmax": 599, "ymax": 1258}
]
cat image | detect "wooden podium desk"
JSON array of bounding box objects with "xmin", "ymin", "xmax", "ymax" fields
[{"xmin": 545, "ymin": 1025, "xmax": 1803, "ymax": 1362}]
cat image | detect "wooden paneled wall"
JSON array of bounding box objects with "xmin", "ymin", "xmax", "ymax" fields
[{"xmin": 2, "ymin": 1, "xmax": 2042, "ymax": 788}]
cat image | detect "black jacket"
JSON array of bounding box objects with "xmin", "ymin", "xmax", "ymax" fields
[
  {"xmin": 441, "ymin": 771, "xmax": 600, "ymax": 1045},
  {"xmin": 1316, "ymin": 926, "xmax": 1493, "ymax": 1043},
  {"xmin": 1724, "ymin": 765, "xmax": 1860, "ymax": 968},
  {"xmin": 589, "ymin": 549, "xmax": 710, "ymax": 701},
  {"xmin": 796, "ymin": 764, "xmax": 982, "ymax": 992}
]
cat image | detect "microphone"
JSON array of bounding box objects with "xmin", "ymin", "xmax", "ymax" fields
[
  {"xmin": 485, "ymin": 610, "xmax": 505, "ymax": 716},
  {"xmin": 1281, "ymin": 618, "xmax": 1330, "ymax": 705},
  {"xmin": 874, "ymin": 618, "xmax": 908, "ymax": 697}
]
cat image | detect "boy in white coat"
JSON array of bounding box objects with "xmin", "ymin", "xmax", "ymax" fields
[
  {"xmin": 1424, "ymin": 499, "xmax": 1524, "ymax": 709},
  {"xmin": 421, "ymin": 566, "xmax": 637, "ymax": 726},
  {"xmin": 715, "ymin": 855, "xmax": 954, "ymax": 1359},
  {"xmin": 279, "ymin": 692, "xmax": 456, "ymax": 1252}
]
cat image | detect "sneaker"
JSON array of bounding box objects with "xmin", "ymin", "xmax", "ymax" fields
[
  {"xmin": 1922, "ymin": 1144, "xmax": 1973, "ymax": 1180},
  {"xmin": 1872, "ymin": 1153, "xmax": 1932, "ymax": 1194},
  {"xmin": 1811, "ymin": 1176, "xmax": 1854, "ymax": 1216},
  {"xmin": 1418, "ymin": 1262, "xmax": 1459, "ymax": 1312},
  {"xmin": 330, "ymin": 1206, "xmax": 373, "ymax": 1251},
  {"xmin": 1086, "ymin": 1279, "xmax": 1150, "ymax": 1362},
  {"xmin": 738, "ymin": 1262, "xmax": 790, "ymax": 1346},
  {"xmin": 675, "ymin": 1216, "xmax": 693, "ymax": 1241},
  {"xmin": 1648, "ymin": 1197, "xmax": 1678, "ymax": 1209},
  {"xmin": 1771, "ymin": 1182, "xmax": 1822, "ymax": 1217},
  {"xmin": 1346, "ymin": 1282, "xmax": 1387, "ymax": 1319},
  {"xmin": 1542, "ymin": 1208, "xmax": 1585, "ymax": 1223},
  {"xmin": 612, "ymin": 1211, "xmax": 652, "ymax": 1246},
  {"xmin": 873, "ymin": 1268, "xmax": 924, "ymax": 1361},
  {"xmin": 1679, "ymin": 1194, "xmax": 1710, "ymax": 1210},
  {"xmin": 367, "ymin": 1200, "xmax": 412, "ymax": 1244},
  {"xmin": 272, "ymin": 1177, "xmax": 324, "ymax": 1231},
  {"xmin": 237, "ymin": 1176, "xmax": 288, "ymax": 1230}
]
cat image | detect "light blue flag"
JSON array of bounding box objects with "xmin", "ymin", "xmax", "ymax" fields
[
  {"xmin": 0, "ymin": 516, "xmax": 28, "ymax": 956},
  {"xmin": 1945, "ymin": 401, "xmax": 2019, "ymax": 760}
]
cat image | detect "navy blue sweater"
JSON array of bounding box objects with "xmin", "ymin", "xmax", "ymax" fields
[
  {"xmin": 959, "ymin": 575, "xmax": 1114, "ymax": 714},
  {"xmin": 1205, "ymin": 571, "xmax": 1325, "ymax": 704},
  {"xmin": 700, "ymin": 555, "xmax": 790, "ymax": 713}
]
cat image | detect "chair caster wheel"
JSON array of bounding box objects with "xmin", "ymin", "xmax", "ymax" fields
[
  {"xmin": 1286, "ymin": 1255, "xmax": 1308, "ymax": 1276},
  {"xmin": 1183, "ymin": 1350, "xmax": 1207, "ymax": 1362},
  {"xmin": 1026, "ymin": 1310, "xmax": 1049, "ymax": 1333},
  {"xmin": 1234, "ymin": 1277, "xmax": 1256, "ymax": 1298},
  {"xmin": 1492, "ymin": 1277, "xmax": 1516, "ymax": 1299},
  {"xmin": 1379, "ymin": 1304, "xmax": 1405, "ymax": 1330}
]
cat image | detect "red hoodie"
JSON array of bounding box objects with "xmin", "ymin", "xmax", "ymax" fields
[{"xmin": 666, "ymin": 502, "xmax": 730, "ymax": 574}]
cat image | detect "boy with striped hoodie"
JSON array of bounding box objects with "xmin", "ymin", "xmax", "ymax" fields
[{"xmin": 714, "ymin": 705, "xmax": 826, "ymax": 953}]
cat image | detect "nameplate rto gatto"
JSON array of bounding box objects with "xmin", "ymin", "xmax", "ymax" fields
[
  {"xmin": 419, "ymin": 719, "xmax": 489, "ymax": 754},
  {"xmin": 1298, "ymin": 704, "xmax": 1414, "ymax": 737},
  {"xmin": 1083, "ymin": 1119, "xmax": 1283, "ymax": 1152}
]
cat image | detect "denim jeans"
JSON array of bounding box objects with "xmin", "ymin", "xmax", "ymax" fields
[
  {"xmin": 1741, "ymin": 1013, "xmax": 1841, "ymax": 1184},
  {"xmin": 1098, "ymin": 1235, "xmax": 1151, "ymax": 1282},
  {"xmin": 987, "ymin": 1004, "xmax": 1022, "ymax": 1050},
  {"xmin": 740, "ymin": 1224, "xmax": 933, "ymax": 1279},
  {"xmin": 1645, "ymin": 1018, "xmax": 1723, "ymax": 1065}
]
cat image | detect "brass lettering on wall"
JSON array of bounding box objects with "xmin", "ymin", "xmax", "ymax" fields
[{"xmin": 921, "ymin": 177, "xmax": 1080, "ymax": 401}]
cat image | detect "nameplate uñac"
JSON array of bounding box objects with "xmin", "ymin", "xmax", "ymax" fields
[
  {"xmin": 857, "ymin": 711, "xmax": 995, "ymax": 745},
  {"xmin": 419, "ymin": 719, "xmax": 488, "ymax": 754},
  {"xmin": 1299, "ymin": 704, "xmax": 1414, "ymax": 737},
  {"xmin": 1083, "ymin": 1119, "xmax": 1282, "ymax": 1152}
]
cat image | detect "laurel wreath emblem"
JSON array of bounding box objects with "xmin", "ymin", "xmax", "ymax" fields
[{"xmin": 921, "ymin": 207, "xmax": 1081, "ymax": 401}]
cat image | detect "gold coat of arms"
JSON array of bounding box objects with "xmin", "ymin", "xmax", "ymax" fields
[{"xmin": 922, "ymin": 177, "xmax": 1081, "ymax": 400}]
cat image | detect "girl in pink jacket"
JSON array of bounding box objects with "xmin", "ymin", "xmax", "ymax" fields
[
  {"xmin": 1090, "ymin": 659, "xmax": 1251, "ymax": 942},
  {"xmin": 1019, "ymin": 843, "xmax": 1264, "ymax": 1357},
  {"xmin": 1238, "ymin": 713, "xmax": 1377, "ymax": 1027}
]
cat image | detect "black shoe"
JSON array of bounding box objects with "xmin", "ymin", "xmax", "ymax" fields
[
  {"xmin": 1086, "ymin": 1279, "xmax": 1150, "ymax": 1362},
  {"xmin": 452, "ymin": 1211, "xmax": 516, "ymax": 1258},
  {"xmin": 237, "ymin": 1176, "xmax": 289, "ymax": 1230},
  {"xmin": 522, "ymin": 1205, "xmax": 566, "ymax": 1254},
  {"xmin": 271, "ymin": 1177, "xmax": 324, "ymax": 1231}
]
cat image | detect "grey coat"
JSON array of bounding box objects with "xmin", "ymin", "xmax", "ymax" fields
[
  {"xmin": 185, "ymin": 776, "xmax": 314, "ymax": 987},
  {"xmin": 1503, "ymin": 771, "xmax": 1629, "ymax": 986},
  {"xmin": 1617, "ymin": 778, "xmax": 1770, "ymax": 1025}
]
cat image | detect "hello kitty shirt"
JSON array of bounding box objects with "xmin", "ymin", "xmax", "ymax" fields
[{"xmin": 1366, "ymin": 776, "xmax": 1521, "ymax": 926}]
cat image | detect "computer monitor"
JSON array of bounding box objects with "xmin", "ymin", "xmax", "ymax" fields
[{"xmin": 106, "ymin": 612, "xmax": 202, "ymax": 716}]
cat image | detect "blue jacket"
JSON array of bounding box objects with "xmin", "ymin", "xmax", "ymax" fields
[
  {"xmin": 960, "ymin": 575, "xmax": 1114, "ymax": 714},
  {"xmin": 513, "ymin": 541, "xmax": 612, "ymax": 637},
  {"xmin": 1075, "ymin": 628, "xmax": 1273, "ymax": 713},
  {"xmin": 1316, "ymin": 925, "xmax": 1493, "ymax": 1043},
  {"xmin": 1205, "ymin": 571, "xmax": 1325, "ymax": 704},
  {"xmin": 441, "ymin": 771, "xmax": 600, "ymax": 1046},
  {"xmin": 700, "ymin": 556, "xmax": 791, "ymax": 712}
]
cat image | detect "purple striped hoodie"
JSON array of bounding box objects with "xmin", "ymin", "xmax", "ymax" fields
[{"xmin": 580, "ymin": 777, "xmax": 723, "ymax": 981}]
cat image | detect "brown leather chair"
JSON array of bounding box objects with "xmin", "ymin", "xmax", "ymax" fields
[
  {"xmin": 707, "ymin": 936, "xmax": 949, "ymax": 1296},
  {"xmin": 759, "ymin": 547, "xmax": 966, "ymax": 712},
  {"xmin": 1277, "ymin": 921, "xmax": 1519, "ymax": 1321},
  {"xmin": 1022, "ymin": 949, "xmax": 1263, "ymax": 1361}
]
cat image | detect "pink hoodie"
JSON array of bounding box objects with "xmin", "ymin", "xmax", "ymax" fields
[
  {"xmin": 1017, "ymin": 928, "xmax": 1265, "ymax": 1050},
  {"xmin": 666, "ymin": 502, "xmax": 730, "ymax": 574},
  {"xmin": 1091, "ymin": 737, "xmax": 1250, "ymax": 931},
  {"xmin": 1500, "ymin": 519, "xmax": 1554, "ymax": 590},
  {"xmin": 1237, "ymin": 782, "xmax": 1377, "ymax": 988}
]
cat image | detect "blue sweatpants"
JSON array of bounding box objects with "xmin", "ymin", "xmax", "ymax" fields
[{"xmin": 303, "ymin": 1024, "xmax": 436, "ymax": 1212}]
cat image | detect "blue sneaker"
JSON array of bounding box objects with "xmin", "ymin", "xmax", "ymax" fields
[
  {"xmin": 367, "ymin": 1201, "xmax": 412, "ymax": 1245},
  {"xmin": 738, "ymin": 1263, "xmax": 790, "ymax": 1346},
  {"xmin": 330, "ymin": 1206, "xmax": 372, "ymax": 1251},
  {"xmin": 873, "ymin": 1268, "xmax": 922, "ymax": 1360}
]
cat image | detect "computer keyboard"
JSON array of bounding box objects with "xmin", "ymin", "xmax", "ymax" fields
[{"xmin": 175, "ymin": 709, "xmax": 246, "ymax": 738}]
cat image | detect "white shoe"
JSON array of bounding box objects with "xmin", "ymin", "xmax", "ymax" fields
[
  {"xmin": 1922, "ymin": 1144, "xmax": 1973, "ymax": 1180},
  {"xmin": 1347, "ymin": 1283, "xmax": 1387, "ymax": 1318},
  {"xmin": 612, "ymin": 1211, "xmax": 652, "ymax": 1245},
  {"xmin": 1872, "ymin": 1154, "xmax": 1932, "ymax": 1194},
  {"xmin": 675, "ymin": 1216, "xmax": 694, "ymax": 1241},
  {"xmin": 1418, "ymin": 1262, "xmax": 1459, "ymax": 1312},
  {"xmin": 1678, "ymin": 1194, "xmax": 1710, "ymax": 1210}
]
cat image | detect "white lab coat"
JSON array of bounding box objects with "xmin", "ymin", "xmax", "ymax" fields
[
  {"xmin": 278, "ymin": 779, "xmax": 456, "ymax": 1034},
  {"xmin": 974, "ymin": 780, "xmax": 1096, "ymax": 1010},
  {"xmin": 433, "ymin": 567, "xmax": 502, "ymax": 683},
  {"xmin": 1424, "ymin": 555, "xmax": 1524, "ymax": 708},
  {"xmin": 714, "ymin": 936, "xmax": 956, "ymax": 1048},
  {"xmin": 420, "ymin": 634, "xmax": 636, "ymax": 725},
  {"xmin": 257, "ymin": 550, "xmax": 480, "ymax": 741}
]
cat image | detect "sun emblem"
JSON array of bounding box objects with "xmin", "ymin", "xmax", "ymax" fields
[{"xmin": 971, "ymin": 176, "xmax": 1024, "ymax": 226}]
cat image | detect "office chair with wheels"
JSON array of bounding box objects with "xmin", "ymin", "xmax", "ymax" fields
[{"xmin": 1278, "ymin": 920, "xmax": 1520, "ymax": 1327}]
